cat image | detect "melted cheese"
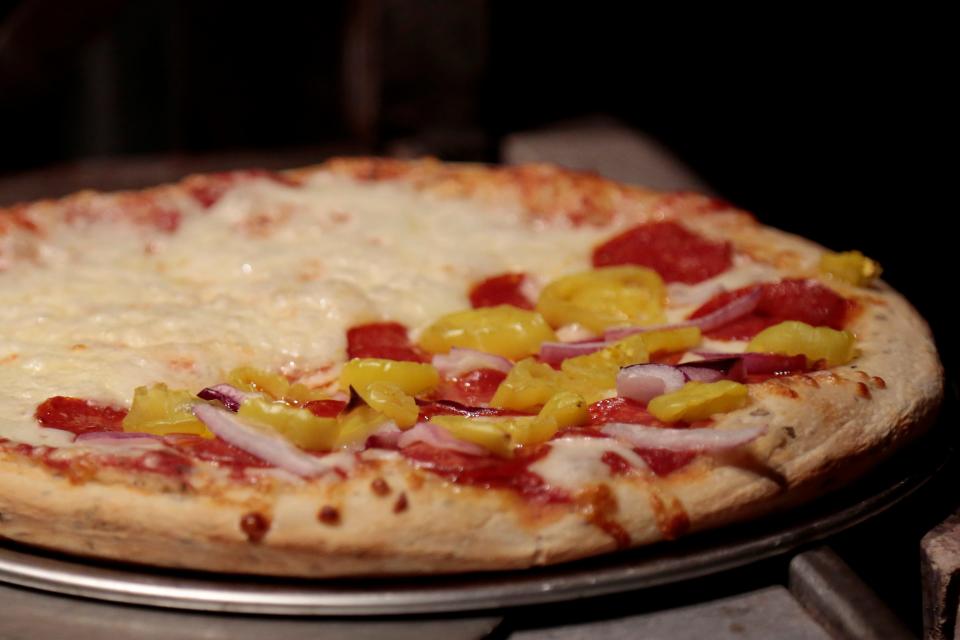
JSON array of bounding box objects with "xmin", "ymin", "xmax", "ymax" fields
[
  {"xmin": 529, "ymin": 437, "xmax": 649, "ymax": 491},
  {"xmin": 0, "ymin": 175, "xmax": 624, "ymax": 445}
]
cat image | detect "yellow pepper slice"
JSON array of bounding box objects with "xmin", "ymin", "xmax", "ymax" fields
[
  {"xmin": 819, "ymin": 250, "xmax": 882, "ymax": 287},
  {"xmin": 123, "ymin": 384, "xmax": 212, "ymax": 438},
  {"xmin": 430, "ymin": 415, "xmax": 516, "ymax": 457},
  {"xmin": 238, "ymin": 397, "xmax": 338, "ymax": 450},
  {"xmin": 489, "ymin": 358, "xmax": 562, "ymax": 411},
  {"xmin": 339, "ymin": 358, "xmax": 439, "ymax": 396},
  {"xmin": 639, "ymin": 326, "xmax": 702, "ymax": 355},
  {"xmin": 227, "ymin": 366, "xmax": 290, "ymax": 400},
  {"xmin": 526, "ymin": 391, "xmax": 588, "ymax": 444},
  {"xmin": 418, "ymin": 305, "xmax": 556, "ymax": 360},
  {"xmin": 536, "ymin": 266, "xmax": 666, "ymax": 332},
  {"xmin": 356, "ymin": 381, "xmax": 420, "ymax": 428},
  {"xmin": 648, "ymin": 380, "xmax": 749, "ymax": 423},
  {"xmin": 747, "ymin": 321, "xmax": 857, "ymax": 367},
  {"xmin": 335, "ymin": 405, "xmax": 391, "ymax": 448}
]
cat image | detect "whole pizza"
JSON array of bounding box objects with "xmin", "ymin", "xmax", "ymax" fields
[{"xmin": 0, "ymin": 158, "xmax": 943, "ymax": 576}]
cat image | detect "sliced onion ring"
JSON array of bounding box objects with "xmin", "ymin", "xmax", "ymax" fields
[
  {"xmin": 193, "ymin": 404, "xmax": 335, "ymax": 477},
  {"xmin": 366, "ymin": 422, "xmax": 403, "ymax": 449},
  {"xmin": 197, "ymin": 384, "xmax": 250, "ymax": 412},
  {"xmin": 604, "ymin": 288, "xmax": 763, "ymax": 341},
  {"xmin": 398, "ymin": 421, "xmax": 490, "ymax": 456},
  {"xmin": 538, "ymin": 340, "xmax": 608, "ymax": 366},
  {"xmin": 617, "ymin": 364, "xmax": 686, "ymax": 403},
  {"xmin": 432, "ymin": 348, "xmax": 512, "ymax": 378},
  {"xmin": 601, "ymin": 422, "xmax": 766, "ymax": 452},
  {"xmin": 677, "ymin": 365, "xmax": 725, "ymax": 383}
]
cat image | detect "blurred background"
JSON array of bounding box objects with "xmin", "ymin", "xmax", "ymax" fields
[
  {"xmin": 1, "ymin": 0, "xmax": 949, "ymax": 361},
  {"xmin": 0, "ymin": 1, "xmax": 954, "ymax": 634}
]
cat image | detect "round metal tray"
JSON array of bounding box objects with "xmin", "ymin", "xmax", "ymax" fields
[{"xmin": 1, "ymin": 418, "xmax": 952, "ymax": 616}]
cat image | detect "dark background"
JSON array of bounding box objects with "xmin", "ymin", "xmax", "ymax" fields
[{"xmin": 0, "ymin": 1, "xmax": 953, "ymax": 630}]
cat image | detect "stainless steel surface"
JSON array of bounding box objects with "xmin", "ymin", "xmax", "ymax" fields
[
  {"xmin": 0, "ymin": 440, "xmax": 941, "ymax": 616},
  {"xmin": 790, "ymin": 547, "xmax": 916, "ymax": 639},
  {"xmin": 0, "ymin": 581, "xmax": 502, "ymax": 640},
  {"xmin": 510, "ymin": 586, "xmax": 831, "ymax": 640}
]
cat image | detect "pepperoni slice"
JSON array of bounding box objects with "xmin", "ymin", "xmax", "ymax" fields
[
  {"xmin": 35, "ymin": 396, "xmax": 127, "ymax": 435},
  {"xmin": 346, "ymin": 322, "xmax": 425, "ymax": 362},
  {"xmin": 433, "ymin": 368, "xmax": 508, "ymax": 406},
  {"xmin": 690, "ymin": 278, "xmax": 852, "ymax": 340},
  {"xmin": 587, "ymin": 397, "xmax": 668, "ymax": 427},
  {"xmin": 469, "ymin": 273, "xmax": 534, "ymax": 310},
  {"xmin": 401, "ymin": 442, "xmax": 567, "ymax": 503},
  {"xmin": 164, "ymin": 434, "xmax": 273, "ymax": 471},
  {"xmin": 592, "ymin": 221, "xmax": 733, "ymax": 284}
]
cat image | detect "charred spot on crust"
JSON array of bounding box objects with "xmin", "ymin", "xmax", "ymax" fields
[
  {"xmin": 783, "ymin": 426, "xmax": 797, "ymax": 439},
  {"xmin": 318, "ymin": 505, "xmax": 341, "ymax": 525},
  {"xmin": 749, "ymin": 408, "xmax": 771, "ymax": 417},
  {"xmin": 871, "ymin": 376, "xmax": 887, "ymax": 389},
  {"xmin": 795, "ymin": 375, "xmax": 820, "ymax": 388},
  {"xmin": 240, "ymin": 512, "xmax": 270, "ymax": 543},
  {"xmin": 393, "ymin": 492, "xmax": 409, "ymax": 513},
  {"xmin": 371, "ymin": 477, "xmax": 391, "ymax": 496},
  {"xmin": 855, "ymin": 382, "xmax": 872, "ymax": 399}
]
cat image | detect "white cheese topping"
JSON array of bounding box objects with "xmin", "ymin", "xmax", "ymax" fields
[{"xmin": 0, "ymin": 175, "xmax": 624, "ymax": 445}]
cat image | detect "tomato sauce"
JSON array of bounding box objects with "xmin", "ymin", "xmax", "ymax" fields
[
  {"xmin": 433, "ymin": 368, "xmax": 507, "ymax": 406},
  {"xmin": 187, "ymin": 169, "xmax": 297, "ymax": 208},
  {"xmin": 35, "ymin": 396, "xmax": 126, "ymax": 435}
]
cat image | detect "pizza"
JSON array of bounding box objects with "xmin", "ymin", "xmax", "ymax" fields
[{"xmin": 0, "ymin": 158, "xmax": 943, "ymax": 577}]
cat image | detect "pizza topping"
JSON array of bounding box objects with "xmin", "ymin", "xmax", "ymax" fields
[
  {"xmin": 469, "ymin": 272, "xmax": 535, "ymax": 310},
  {"xmin": 236, "ymin": 397, "xmax": 339, "ymax": 450},
  {"xmin": 346, "ymin": 322, "xmax": 425, "ymax": 362},
  {"xmin": 196, "ymin": 384, "xmax": 250, "ymax": 412},
  {"xmin": 617, "ymin": 364, "xmax": 686, "ymax": 403},
  {"xmin": 606, "ymin": 289, "xmax": 762, "ymax": 340},
  {"xmin": 397, "ymin": 421, "xmax": 490, "ymax": 456},
  {"xmin": 351, "ymin": 382, "xmax": 420, "ymax": 428},
  {"xmin": 647, "ymin": 380, "xmax": 749, "ymax": 423},
  {"xmin": 541, "ymin": 326, "xmax": 701, "ymax": 367},
  {"xmin": 433, "ymin": 368, "xmax": 508, "ymax": 406},
  {"xmin": 74, "ymin": 431, "xmax": 164, "ymax": 446},
  {"xmin": 334, "ymin": 405, "xmax": 394, "ymax": 448},
  {"xmin": 592, "ymin": 221, "xmax": 733, "ymax": 284},
  {"xmin": 34, "ymin": 396, "xmax": 127, "ymax": 435},
  {"xmin": 819, "ymin": 250, "xmax": 882, "ymax": 287},
  {"xmin": 746, "ymin": 321, "xmax": 857, "ymax": 367},
  {"xmin": 400, "ymin": 442, "xmax": 567, "ymax": 503},
  {"xmin": 601, "ymin": 422, "xmax": 766, "ymax": 452},
  {"xmin": 418, "ymin": 306, "xmax": 555, "ymax": 360},
  {"xmin": 431, "ymin": 348, "xmax": 513, "ymax": 378},
  {"xmin": 536, "ymin": 266, "xmax": 665, "ymax": 333},
  {"xmin": 192, "ymin": 404, "xmax": 342, "ymax": 477},
  {"xmin": 490, "ymin": 358, "xmax": 564, "ymax": 411},
  {"xmin": 692, "ymin": 352, "xmax": 809, "ymax": 381},
  {"xmin": 340, "ymin": 358, "xmax": 439, "ymax": 397},
  {"xmin": 123, "ymin": 384, "xmax": 213, "ymax": 438},
  {"xmin": 689, "ymin": 279, "xmax": 851, "ymax": 340},
  {"xmin": 538, "ymin": 339, "xmax": 610, "ymax": 366}
]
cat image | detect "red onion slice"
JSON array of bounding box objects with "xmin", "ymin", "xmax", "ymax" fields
[
  {"xmin": 432, "ymin": 348, "xmax": 513, "ymax": 378},
  {"xmin": 197, "ymin": 384, "xmax": 250, "ymax": 412},
  {"xmin": 601, "ymin": 422, "xmax": 767, "ymax": 452},
  {"xmin": 538, "ymin": 340, "xmax": 608, "ymax": 366},
  {"xmin": 604, "ymin": 288, "xmax": 763, "ymax": 341},
  {"xmin": 398, "ymin": 422, "xmax": 490, "ymax": 456},
  {"xmin": 691, "ymin": 352, "xmax": 807, "ymax": 381},
  {"xmin": 677, "ymin": 365, "xmax": 725, "ymax": 383},
  {"xmin": 617, "ymin": 364, "xmax": 686, "ymax": 403},
  {"xmin": 193, "ymin": 404, "xmax": 335, "ymax": 477}
]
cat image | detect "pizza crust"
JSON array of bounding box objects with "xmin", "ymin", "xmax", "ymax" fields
[{"xmin": 0, "ymin": 158, "xmax": 943, "ymax": 576}]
